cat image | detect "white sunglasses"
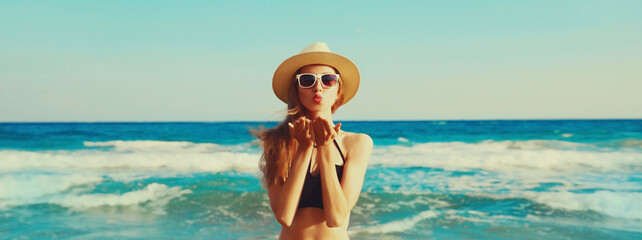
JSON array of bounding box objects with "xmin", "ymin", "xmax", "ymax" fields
[{"xmin": 295, "ymin": 73, "xmax": 340, "ymax": 88}]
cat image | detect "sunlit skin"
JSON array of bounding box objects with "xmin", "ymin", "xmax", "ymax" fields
[{"xmin": 266, "ymin": 65, "xmax": 374, "ymax": 239}]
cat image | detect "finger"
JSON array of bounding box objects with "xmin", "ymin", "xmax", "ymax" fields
[
  {"xmin": 324, "ymin": 121, "xmax": 332, "ymax": 136},
  {"xmin": 311, "ymin": 120, "xmax": 322, "ymax": 139},
  {"xmin": 335, "ymin": 122, "xmax": 341, "ymax": 133},
  {"xmin": 288, "ymin": 122, "xmax": 294, "ymax": 135},
  {"xmin": 310, "ymin": 119, "xmax": 317, "ymax": 130},
  {"xmin": 322, "ymin": 119, "xmax": 333, "ymax": 134},
  {"xmin": 323, "ymin": 121, "xmax": 330, "ymax": 135},
  {"xmin": 303, "ymin": 119, "xmax": 309, "ymax": 136},
  {"xmin": 297, "ymin": 118, "xmax": 307, "ymax": 129},
  {"xmin": 302, "ymin": 119, "xmax": 309, "ymax": 135},
  {"xmin": 314, "ymin": 119, "xmax": 324, "ymax": 135},
  {"xmin": 323, "ymin": 122, "xmax": 332, "ymax": 140},
  {"xmin": 326, "ymin": 122, "xmax": 338, "ymax": 140},
  {"xmin": 305, "ymin": 122, "xmax": 310, "ymax": 139}
]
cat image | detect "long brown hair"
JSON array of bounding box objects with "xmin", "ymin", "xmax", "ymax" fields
[{"xmin": 254, "ymin": 66, "xmax": 344, "ymax": 187}]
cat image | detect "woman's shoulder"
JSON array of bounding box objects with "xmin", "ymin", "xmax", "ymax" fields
[
  {"xmin": 339, "ymin": 131, "xmax": 373, "ymax": 150},
  {"xmin": 337, "ymin": 131, "xmax": 373, "ymax": 165}
]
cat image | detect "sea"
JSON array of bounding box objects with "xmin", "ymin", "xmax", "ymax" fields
[{"xmin": 0, "ymin": 120, "xmax": 640, "ymax": 239}]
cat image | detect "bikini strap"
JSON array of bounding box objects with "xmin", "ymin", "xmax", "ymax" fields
[
  {"xmin": 306, "ymin": 152, "xmax": 312, "ymax": 173},
  {"xmin": 333, "ymin": 139, "xmax": 346, "ymax": 163}
]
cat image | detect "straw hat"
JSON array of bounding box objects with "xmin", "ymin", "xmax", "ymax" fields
[{"xmin": 272, "ymin": 42, "xmax": 360, "ymax": 105}]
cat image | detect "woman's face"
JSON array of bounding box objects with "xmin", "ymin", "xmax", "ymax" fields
[{"xmin": 297, "ymin": 64, "xmax": 340, "ymax": 112}]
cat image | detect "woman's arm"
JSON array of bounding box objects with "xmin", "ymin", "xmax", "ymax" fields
[
  {"xmin": 266, "ymin": 117, "xmax": 315, "ymax": 227},
  {"xmin": 267, "ymin": 143, "xmax": 313, "ymax": 227},
  {"xmin": 314, "ymin": 119, "xmax": 373, "ymax": 227}
]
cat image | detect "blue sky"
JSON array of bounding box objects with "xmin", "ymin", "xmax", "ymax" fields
[{"xmin": 1, "ymin": 0, "xmax": 641, "ymax": 121}]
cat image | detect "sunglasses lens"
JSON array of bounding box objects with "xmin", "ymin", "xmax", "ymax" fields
[
  {"xmin": 321, "ymin": 74, "xmax": 338, "ymax": 87},
  {"xmin": 298, "ymin": 74, "xmax": 316, "ymax": 88}
]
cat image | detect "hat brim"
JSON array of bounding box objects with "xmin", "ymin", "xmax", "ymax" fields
[{"xmin": 272, "ymin": 51, "xmax": 360, "ymax": 105}]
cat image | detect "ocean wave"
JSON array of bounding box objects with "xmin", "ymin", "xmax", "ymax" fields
[
  {"xmin": 349, "ymin": 210, "xmax": 438, "ymax": 234},
  {"xmin": 440, "ymin": 190, "xmax": 642, "ymax": 221},
  {"xmin": 524, "ymin": 190, "xmax": 642, "ymax": 220},
  {"xmin": 0, "ymin": 172, "xmax": 104, "ymax": 207},
  {"xmin": 371, "ymin": 140, "xmax": 642, "ymax": 173},
  {"xmin": 2, "ymin": 139, "xmax": 640, "ymax": 222},
  {"xmin": 0, "ymin": 149, "xmax": 260, "ymax": 173},
  {"xmin": 50, "ymin": 183, "xmax": 192, "ymax": 215},
  {"xmin": 3, "ymin": 139, "xmax": 639, "ymax": 174},
  {"xmin": 364, "ymin": 168, "xmax": 642, "ymax": 220},
  {"xmin": 84, "ymin": 140, "xmax": 233, "ymax": 153},
  {"xmin": 0, "ymin": 170, "xmax": 191, "ymax": 214},
  {"xmin": 617, "ymin": 139, "xmax": 642, "ymax": 148},
  {"xmin": 361, "ymin": 162, "xmax": 642, "ymax": 222},
  {"xmin": 443, "ymin": 209, "xmax": 500, "ymax": 224}
]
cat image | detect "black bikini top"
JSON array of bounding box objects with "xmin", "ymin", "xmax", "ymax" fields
[{"xmin": 297, "ymin": 139, "xmax": 346, "ymax": 209}]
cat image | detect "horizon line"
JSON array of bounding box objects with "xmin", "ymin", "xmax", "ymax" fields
[{"xmin": 1, "ymin": 117, "xmax": 640, "ymax": 124}]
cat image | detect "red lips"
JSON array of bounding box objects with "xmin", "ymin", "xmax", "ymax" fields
[{"xmin": 313, "ymin": 94, "xmax": 322, "ymax": 103}]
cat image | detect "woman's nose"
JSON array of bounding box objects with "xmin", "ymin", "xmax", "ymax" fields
[{"xmin": 313, "ymin": 77, "xmax": 324, "ymax": 91}]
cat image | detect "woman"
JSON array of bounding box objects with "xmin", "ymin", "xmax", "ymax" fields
[{"xmin": 255, "ymin": 42, "xmax": 373, "ymax": 239}]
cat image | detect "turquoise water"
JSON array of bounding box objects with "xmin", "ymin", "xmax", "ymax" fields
[{"xmin": 1, "ymin": 120, "xmax": 641, "ymax": 239}]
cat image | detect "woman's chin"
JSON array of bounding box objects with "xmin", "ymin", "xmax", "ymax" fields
[{"xmin": 302, "ymin": 102, "xmax": 330, "ymax": 112}]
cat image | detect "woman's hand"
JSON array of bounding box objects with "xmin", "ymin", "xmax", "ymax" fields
[
  {"xmin": 288, "ymin": 116, "xmax": 314, "ymax": 148},
  {"xmin": 311, "ymin": 117, "xmax": 341, "ymax": 147}
]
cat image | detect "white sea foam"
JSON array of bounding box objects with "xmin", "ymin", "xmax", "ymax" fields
[
  {"xmin": 106, "ymin": 170, "xmax": 184, "ymax": 183},
  {"xmin": 0, "ymin": 173, "xmax": 102, "ymax": 200},
  {"xmin": 0, "ymin": 171, "xmax": 194, "ymax": 212},
  {"xmin": 84, "ymin": 140, "xmax": 232, "ymax": 153},
  {"xmin": 0, "ymin": 172, "xmax": 104, "ymax": 209},
  {"xmin": 0, "ymin": 149, "xmax": 260, "ymax": 173},
  {"xmin": 524, "ymin": 191, "xmax": 642, "ymax": 220},
  {"xmin": 444, "ymin": 188, "xmax": 642, "ymax": 220},
  {"xmin": 0, "ymin": 141, "xmax": 258, "ymax": 210},
  {"xmin": 0, "ymin": 140, "xmax": 258, "ymax": 210},
  {"xmin": 349, "ymin": 210, "xmax": 438, "ymax": 234},
  {"xmin": 4, "ymin": 139, "xmax": 638, "ymax": 174},
  {"xmin": 369, "ymin": 167, "xmax": 642, "ymax": 220},
  {"xmin": 50, "ymin": 183, "xmax": 192, "ymax": 214},
  {"xmin": 444, "ymin": 209, "xmax": 495, "ymax": 223},
  {"xmin": 364, "ymin": 140, "xmax": 642, "ymax": 221},
  {"xmin": 2, "ymin": 139, "xmax": 640, "ymax": 221},
  {"xmin": 370, "ymin": 140, "xmax": 642, "ymax": 173}
]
